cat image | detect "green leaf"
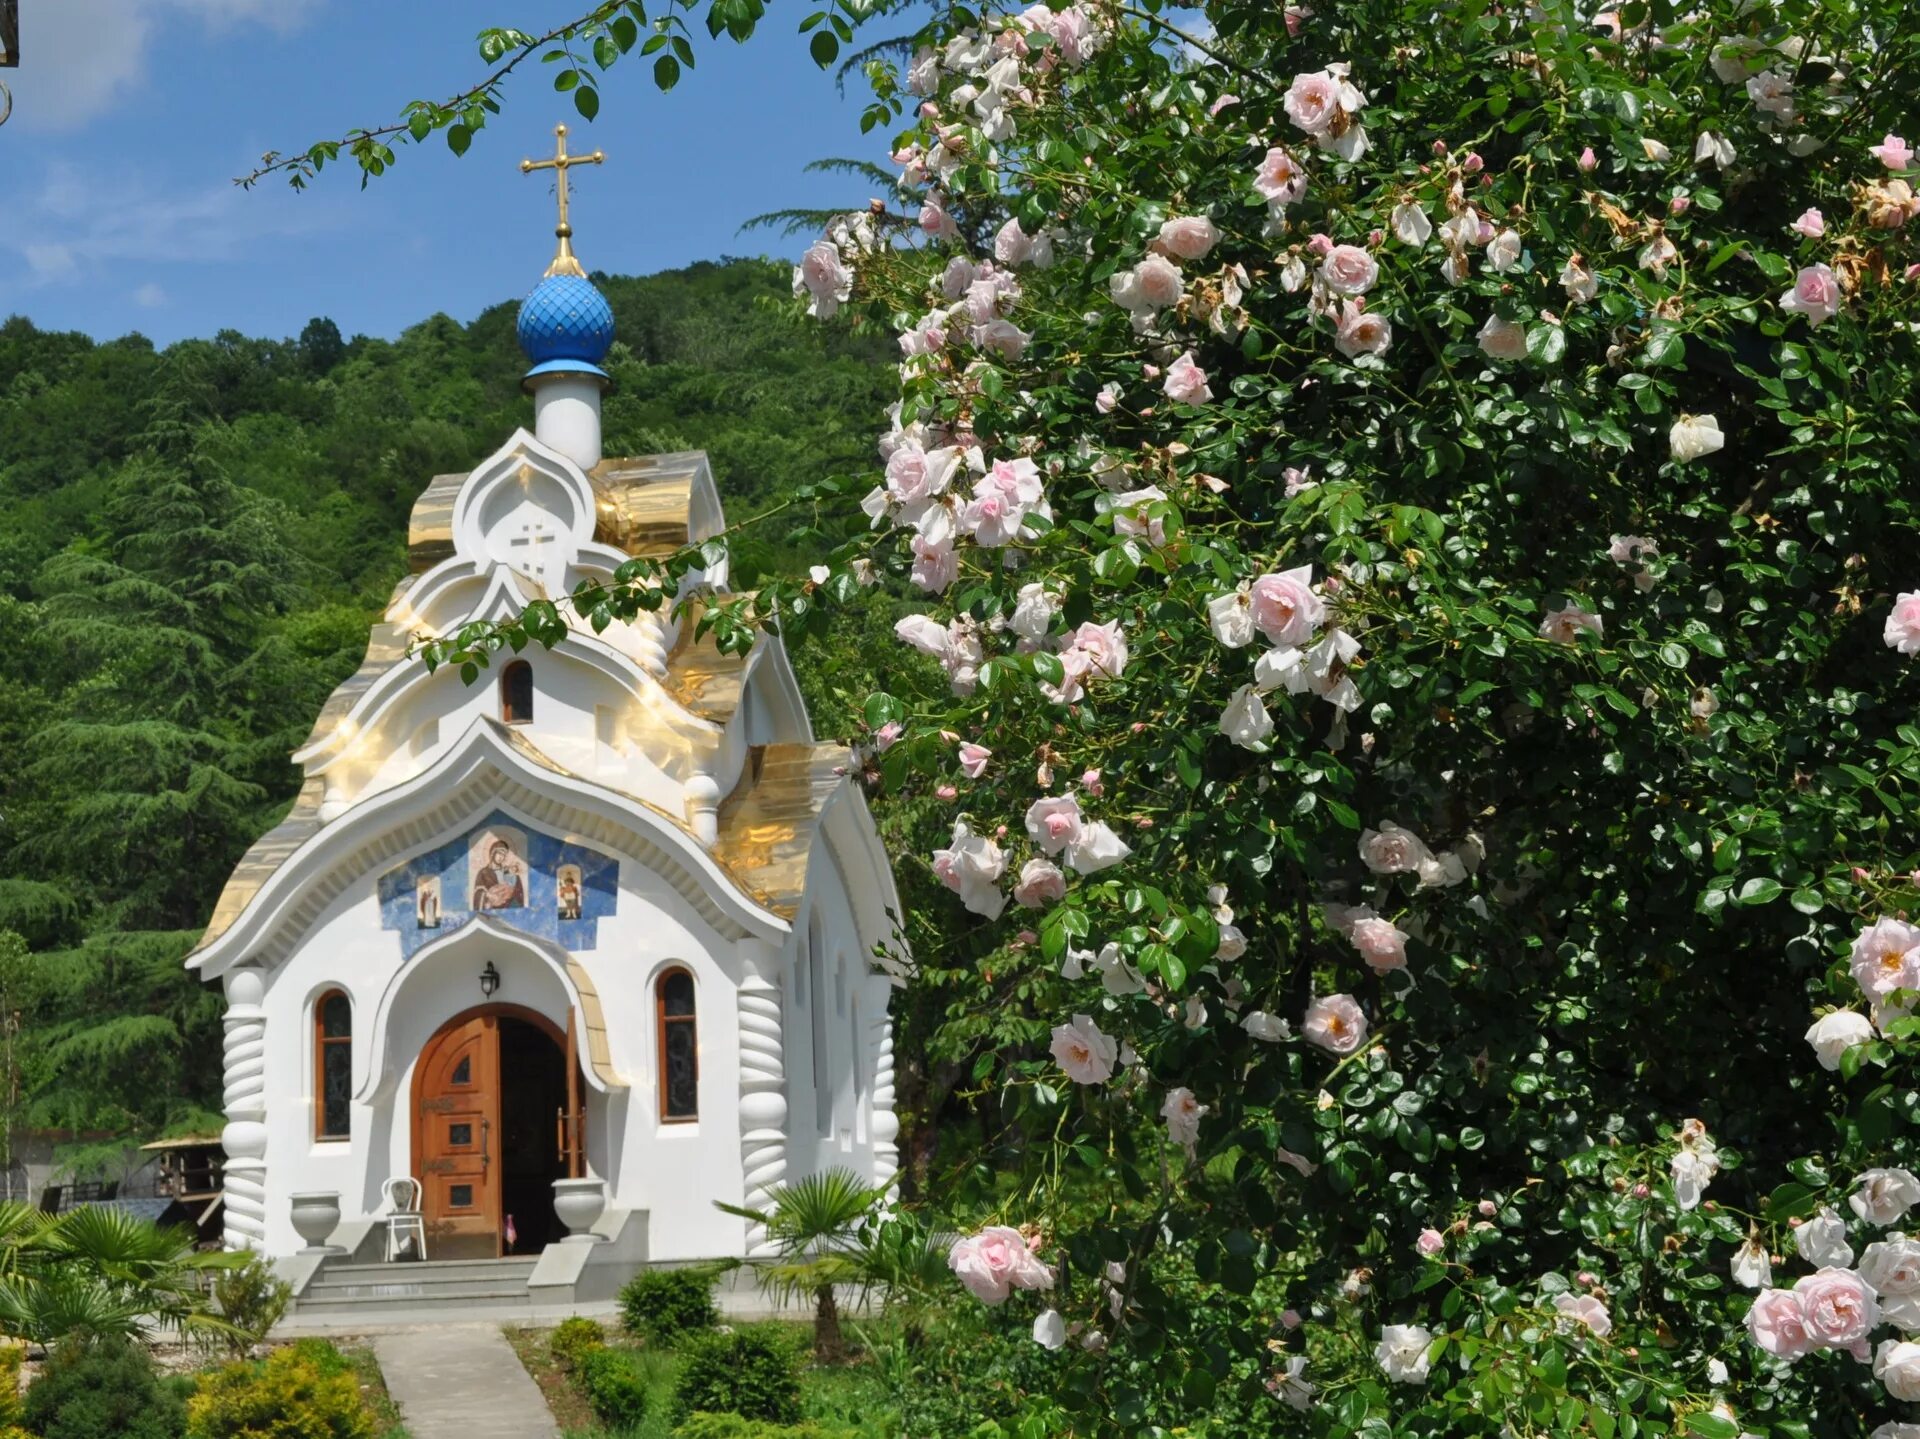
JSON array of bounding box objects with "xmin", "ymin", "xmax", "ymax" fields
[
  {"xmin": 573, "ymin": 85, "xmax": 601, "ymax": 120},
  {"xmin": 653, "ymin": 54, "xmax": 681, "ymax": 89},
  {"xmin": 1683, "ymin": 1412, "xmax": 1739, "ymax": 1439},
  {"xmin": 446, "ymin": 124, "xmax": 473, "ymax": 156},
  {"xmin": 810, "ymin": 29, "xmax": 839, "ymax": 66},
  {"xmin": 1736, "ymin": 877, "xmax": 1784, "ymax": 906}
]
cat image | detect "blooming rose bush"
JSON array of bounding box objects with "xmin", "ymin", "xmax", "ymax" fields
[{"xmin": 432, "ymin": 0, "xmax": 1920, "ymax": 1431}]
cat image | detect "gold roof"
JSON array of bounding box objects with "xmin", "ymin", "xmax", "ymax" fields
[
  {"xmin": 302, "ymin": 616, "xmax": 416, "ymax": 752},
  {"xmin": 196, "ymin": 776, "xmax": 326, "ymax": 952},
  {"xmin": 406, "ymin": 451, "xmax": 715, "ymax": 574},
  {"xmin": 711, "ymin": 742, "xmax": 852, "ymax": 920},
  {"xmin": 659, "ymin": 596, "xmax": 751, "ymax": 724}
]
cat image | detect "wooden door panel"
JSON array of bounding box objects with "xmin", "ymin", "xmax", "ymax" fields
[{"xmin": 414, "ymin": 1015, "xmax": 500, "ymax": 1259}]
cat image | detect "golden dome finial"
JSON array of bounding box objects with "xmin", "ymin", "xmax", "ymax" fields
[{"xmin": 519, "ymin": 123, "xmax": 606, "ymax": 278}]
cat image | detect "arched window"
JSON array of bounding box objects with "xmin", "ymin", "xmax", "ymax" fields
[
  {"xmin": 500, "ymin": 661, "xmax": 534, "ymax": 724},
  {"xmin": 314, "ymin": 990, "xmax": 352, "ymax": 1141},
  {"xmin": 657, "ymin": 969, "xmax": 698, "ymax": 1122}
]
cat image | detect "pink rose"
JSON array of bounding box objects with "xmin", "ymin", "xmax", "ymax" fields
[
  {"xmin": 1349, "ymin": 915, "xmax": 1409, "ymax": 973},
  {"xmin": 1280, "ymin": 1308, "xmax": 1303, "ymax": 1329},
  {"xmin": 1209, "ymin": 92, "xmax": 1241, "ymax": 116},
  {"xmin": 1025, "ymin": 794, "xmax": 1085, "ymax": 855},
  {"xmin": 1779, "ymin": 263, "xmax": 1841, "ymax": 327},
  {"xmin": 1795, "ymin": 1267, "xmax": 1880, "ymax": 1357},
  {"xmin": 1160, "ymin": 1087, "xmax": 1207, "ymax": 1151},
  {"xmin": 1416, "ymin": 1228, "xmax": 1445, "ymax": 1257},
  {"xmin": 1133, "ymin": 254, "xmax": 1185, "ymax": 309},
  {"xmin": 1157, "ymin": 215, "xmax": 1220, "ymax": 260},
  {"xmin": 1792, "ymin": 207, "xmax": 1826, "ymax": 238},
  {"xmin": 1477, "ymin": 314, "xmax": 1530, "ymax": 361},
  {"xmin": 1886, "ymin": 593, "xmax": 1920, "ymax": 655},
  {"xmin": 1851, "ymin": 916, "xmax": 1920, "ymax": 1000},
  {"xmin": 1577, "ymin": 146, "xmax": 1598, "ymax": 172},
  {"xmin": 1081, "ymin": 768, "xmax": 1103, "ymax": 796},
  {"xmin": 1747, "ymin": 1287, "xmax": 1814, "ymax": 1359},
  {"xmin": 1284, "ymin": 69, "xmax": 1343, "ymax": 135},
  {"xmin": 1539, "ymin": 604, "xmax": 1603, "ymax": 645},
  {"xmin": 1319, "ymin": 243, "xmax": 1379, "ymax": 294},
  {"xmin": 1333, "ymin": 299, "xmax": 1393, "ymax": 358},
  {"xmin": 949, "ymin": 1225, "xmax": 1054, "ymax": 1305},
  {"xmin": 958, "ymin": 742, "xmax": 993, "ymax": 778},
  {"xmin": 919, "ymin": 194, "xmax": 959, "ymax": 241},
  {"xmin": 1066, "ymin": 620, "xmax": 1129, "ymax": 679},
  {"xmin": 1555, "ymin": 1293, "xmax": 1612, "ymax": 1336},
  {"xmin": 1164, "ymin": 351, "xmax": 1213, "ymax": 405},
  {"xmin": 910, "ymin": 535, "xmax": 957, "ymax": 594},
  {"xmin": 1013, "ymin": 857, "xmax": 1067, "ymax": 909},
  {"xmin": 1872, "ymin": 134, "xmax": 1913, "ymax": 172},
  {"xmin": 1359, "ymin": 821, "xmax": 1434, "ymax": 875},
  {"xmin": 1247, "ymin": 565, "xmax": 1326, "ymax": 646},
  {"xmin": 1253, "ymin": 147, "xmax": 1309, "ymax": 205},
  {"xmin": 1050, "ymin": 1013, "xmax": 1117, "ymax": 1083},
  {"xmin": 1303, "ymin": 993, "xmax": 1368, "ymax": 1054}
]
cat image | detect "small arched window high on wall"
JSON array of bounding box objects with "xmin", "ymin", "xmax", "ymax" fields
[
  {"xmin": 314, "ymin": 990, "xmax": 352, "ymax": 1141},
  {"xmin": 500, "ymin": 660, "xmax": 534, "ymax": 724},
  {"xmin": 657, "ymin": 969, "xmax": 698, "ymax": 1122}
]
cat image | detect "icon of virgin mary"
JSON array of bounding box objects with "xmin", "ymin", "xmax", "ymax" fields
[{"xmin": 471, "ymin": 838, "xmax": 525, "ymax": 911}]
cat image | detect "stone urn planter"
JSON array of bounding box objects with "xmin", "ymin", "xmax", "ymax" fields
[
  {"xmin": 552, "ymin": 1176, "xmax": 608, "ymax": 1243},
  {"xmin": 289, "ymin": 1191, "xmax": 345, "ymax": 1254}
]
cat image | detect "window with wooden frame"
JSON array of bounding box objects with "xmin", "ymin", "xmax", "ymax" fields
[
  {"xmin": 500, "ymin": 660, "xmax": 534, "ymax": 724},
  {"xmin": 657, "ymin": 969, "xmax": 698, "ymax": 1122},
  {"xmin": 314, "ymin": 990, "xmax": 352, "ymax": 1141}
]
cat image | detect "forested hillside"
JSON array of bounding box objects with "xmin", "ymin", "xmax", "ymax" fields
[{"xmin": 0, "ymin": 258, "xmax": 896, "ymax": 1162}]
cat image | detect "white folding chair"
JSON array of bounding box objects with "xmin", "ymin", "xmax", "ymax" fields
[{"xmin": 383, "ymin": 1177, "xmax": 427, "ymax": 1262}]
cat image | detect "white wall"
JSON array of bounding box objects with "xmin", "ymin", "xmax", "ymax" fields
[{"xmin": 251, "ymin": 816, "xmax": 757, "ymax": 1262}]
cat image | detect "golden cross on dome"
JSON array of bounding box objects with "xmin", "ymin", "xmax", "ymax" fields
[{"xmin": 520, "ymin": 124, "xmax": 605, "ymax": 278}]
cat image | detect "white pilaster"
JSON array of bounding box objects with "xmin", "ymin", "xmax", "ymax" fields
[
  {"xmin": 735, "ymin": 938, "xmax": 788, "ymax": 1256},
  {"xmin": 220, "ymin": 965, "xmax": 270, "ymax": 1251},
  {"xmin": 871, "ymin": 1008, "xmax": 900, "ymax": 1196}
]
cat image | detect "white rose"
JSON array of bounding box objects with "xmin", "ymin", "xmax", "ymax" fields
[
  {"xmin": 1359, "ymin": 821, "xmax": 1435, "ymax": 875},
  {"xmin": 1242, "ymin": 1011, "xmax": 1289, "ymax": 1042},
  {"xmin": 1730, "ymin": 1235, "xmax": 1773, "ymax": 1290},
  {"xmin": 1220, "ymin": 685, "xmax": 1275, "ymax": 749},
  {"xmin": 1861, "ymin": 1236, "xmax": 1920, "ymax": 1332},
  {"xmin": 1375, "ymin": 1324, "xmax": 1434, "ymax": 1384},
  {"xmin": 1215, "ymin": 924, "xmax": 1247, "ymax": 962},
  {"xmin": 1806, "ymin": 1010, "xmax": 1876, "ymax": 1071},
  {"xmin": 1877, "ymin": 1339, "xmax": 1920, "ymax": 1402},
  {"xmin": 1032, "ymin": 1309, "xmax": 1066, "ymax": 1349},
  {"xmin": 1208, "ymin": 588, "xmax": 1258, "ymax": 648},
  {"xmin": 1797, "ymin": 1206, "xmax": 1856, "ymax": 1268},
  {"xmin": 1872, "ymin": 1424, "xmax": 1920, "ymax": 1439},
  {"xmin": 1854, "ymin": 1169, "xmax": 1920, "ymax": 1227},
  {"xmin": 1670, "ymin": 413, "xmax": 1726, "ymax": 463}
]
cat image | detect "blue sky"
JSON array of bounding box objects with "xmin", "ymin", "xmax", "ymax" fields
[{"xmin": 0, "ymin": 0, "xmax": 892, "ymax": 345}]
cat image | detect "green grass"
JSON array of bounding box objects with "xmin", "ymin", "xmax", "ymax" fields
[{"xmin": 340, "ymin": 1342, "xmax": 414, "ymax": 1439}]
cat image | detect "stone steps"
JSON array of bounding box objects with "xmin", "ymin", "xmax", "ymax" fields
[{"xmin": 291, "ymin": 1256, "xmax": 543, "ymax": 1319}]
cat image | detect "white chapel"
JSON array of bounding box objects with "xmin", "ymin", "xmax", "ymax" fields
[{"xmin": 186, "ymin": 130, "xmax": 904, "ymax": 1298}]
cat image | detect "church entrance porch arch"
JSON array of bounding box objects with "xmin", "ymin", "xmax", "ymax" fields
[{"xmin": 411, "ymin": 1004, "xmax": 573, "ymax": 1259}]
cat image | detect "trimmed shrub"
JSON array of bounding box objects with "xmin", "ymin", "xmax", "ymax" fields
[
  {"xmin": 576, "ymin": 1345, "xmax": 649, "ymax": 1430},
  {"xmin": 547, "ymin": 1315, "xmax": 606, "ymax": 1372},
  {"xmin": 209, "ymin": 1254, "xmax": 292, "ymax": 1360},
  {"xmin": 276, "ymin": 1340, "xmax": 354, "ymax": 1378},
  {"xmin": 185, "ymin": 1346, "xmax": 373, "ymax": 1439},
  {"xmin": 21, "ymin": 1337, "xmax": 186, "ymax": 1439},
  {"xmin": 617, "ymin": 1265, "xmax": 718, "ymax": 1343},
  {"xmin": 670, "ymin": 1327, "xmax": 801, "ymax": 1426},
  {"xmin": 675, "ymin": 1416, "xmax": 854, "ymax": 1439}
]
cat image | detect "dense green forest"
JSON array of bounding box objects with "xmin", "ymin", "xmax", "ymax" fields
[{"xmin": 0, "ymin": 258, "xmax": 899, "ymax": 1167}]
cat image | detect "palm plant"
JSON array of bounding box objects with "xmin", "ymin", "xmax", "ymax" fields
[
  {"xmin": 717, "ymin": 1167, "xmax": 887, "ymax": 1362},
  {"xmin": 0, "ymin": 1200, "xmax": 237, "ymax": 1345}
]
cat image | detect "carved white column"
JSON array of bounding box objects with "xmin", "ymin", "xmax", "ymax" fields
[
  {"xmin": 685, "ymin": 772, "xmax": 721, "ymax": 848},
  {"xmin": 220, "ymin": 965, "xmax": 270, "ymax": 1251},
  {"xmin": 634, "ymin": 610, "xmax": 671, "ymax": 680},
  {"xmin": 735, "ymin": 938, "xmax": 788, "ymax": 1256},
  {"xmin": 871, "ymin": 1006, "xmax": 900, "ymax": 1197}
]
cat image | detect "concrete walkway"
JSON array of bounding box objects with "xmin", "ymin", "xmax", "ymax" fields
[{"xmin": 372, "ymin": 1324, "xmax": 558, "ymax": 1439}]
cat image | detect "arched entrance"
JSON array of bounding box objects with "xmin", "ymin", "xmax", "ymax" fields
[{"xmin": 411, "ymin": 1004, "xmax": 574, "ymax": 1260}]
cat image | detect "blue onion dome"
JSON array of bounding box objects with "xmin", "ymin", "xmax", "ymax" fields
[{"xmin": 517, "ymin": 272, "xmax": 615, "ymax": 379}]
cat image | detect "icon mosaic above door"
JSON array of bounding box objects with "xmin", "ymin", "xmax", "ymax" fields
[{"xmin": 377, "ymin": 809, "xmax": 618, "ymax": 958}]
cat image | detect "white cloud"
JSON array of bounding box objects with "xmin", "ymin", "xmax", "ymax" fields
[
  {"xmin": 9, "ymin": 0, "xmax": 320, "ymax": 131},
  {"xmin": 0, "ymin": 159, "xmax": 348, "ymax": 294},
  {"xmin": 134, "ymin": 283, "xmax": 169, "ymax": 308}
]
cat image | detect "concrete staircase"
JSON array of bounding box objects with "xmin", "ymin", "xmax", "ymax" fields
[{"xmin": 282, "ymin": 1256, "xmax": 547, "ymax": 1329}]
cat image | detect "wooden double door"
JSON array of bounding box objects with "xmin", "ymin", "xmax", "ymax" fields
[{"xmin": 411, "ymin": 1005, "xmax": 572, "ymax": 1260}]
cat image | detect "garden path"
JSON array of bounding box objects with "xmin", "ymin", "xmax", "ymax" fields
[{"xmin": 372, "ymin": 1324, "xmax": 559, "ymax": 1439}]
